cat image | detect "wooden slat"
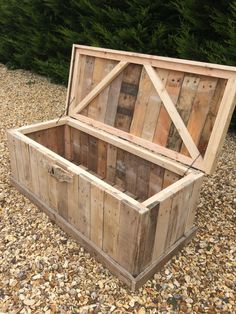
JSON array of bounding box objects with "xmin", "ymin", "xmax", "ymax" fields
[
  {"xmin": 71, "ymin": 128, "xmax": 80, "ymax": 164},
  {"xmin": 141, "ymin": 69, "xmax": 169, "ymax": 141},
  {"xmin": 116, "ymin": 200, "xmax": 140, "ymax": 273},
  {"xmin": 167, "ymin": 75, "xmax": 200, "ymax": 151},
  {"xmin": 148, "ymin": 164, "xmax": 164, "ymax": 197},
  {"xmin": 7, "ymin": 131, "xmax": 19, "ymax": 181},
  {"xmin": 135, "ymin": 159, "xmax": 150, "ymax": 201},
  {"xmin": 80, "ymin": 132, "xmax": 89, "ymax": 167},
  {"xmin": 130, "ymin": 67, "xmax": 153, "ymax": 136},
  {"xmin": 145, "ymin": 64, "xmax": 201, "ymax": 159},
  {"xmin": 104, "ymin": 72, "xmax": 123, "ymax": 126},
  {"xmin": 88, "ymin": 136, "xmax": 98, "ymax": 172},
  {"xmin": 115, "ymin": 149, "xmax": 126, "ymax": 190},
  {"xmin": 78, "ymin": 56, "xmax": 95, "ymax": 116},
  {"xmin": 203, "ymin": 77, "xmax": 236, "ymax": 173},
  {"xmin": 93, "ymin": 60, "xmax": 118, "ymax": 122},
  {"xmin": 73, "ymin": 61, "xmax": 129, "ymax": 114},
  {"xmin": 64, "ymin": 125, "xmax": 72, "ymax": 160},
  {"xmin": 56, "ymin": 125, "xmax": 65, "ymax": 157},
  {"xmin": 67, "ymin": 173, "xmax": 79, "ymax": 225},
  {"xmin": 115, "ymin": 64, "xmax": 142, "ymax": 132},
  {"xmin": 75, "ymin": 44, "xmax": 236, "ymax": 79},
  {"xmin": 106, "ymin": 144, "xmax": 117, "ymax": 183},
  {"xmin": 153, "ymin": 71, "xmax": 184, "ymax": 147},
  {"xmin": 28, "ymin": 145, "xmax": 40, "ymax": 198},
  {"xmin": 185, "ymin": 174, "xmax": 204, "ymax": 233},
  {"xmin": 77, "ymin": 174, "xmax": 91, "ymax": 237},
  {"xmin": 87, "ymin": 58, "xmax": 113, "ymax": 120},
  {"xmin": 124, "ymin": 153, "xmax": 138, "ymax": 196},
  {"xmin": 181, "ymin": 77, "xmax": 218, "ymax": 156},
  {"xmin": 198, "ymin": 79, "xmax": 227, "ymax": 155},
  {"xmin": 97, "ymin": 140, "xmax": 107, "ymax": 178},
  {"xmin": 103, "ymin": 191, "xmax": 121, "ymax": 260},
  {"xmin": 90, "ymin": 182, "xmax": 104, "ymax": 248},
  {"xmin": 151, "ymin": 197, "xmax": 173, "ymax": 261}
]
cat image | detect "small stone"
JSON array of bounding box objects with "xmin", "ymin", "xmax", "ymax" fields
[
  {"xmin": 23, "ymin": 299, "xmax": 35, "ymax": 306},
  {"xmin": 185, "ymin": 298, "xmax": 193, "ymax": 303},
  {"xmin": 91, "ymin": 291, "xmax": 97, "ymax": 300}
]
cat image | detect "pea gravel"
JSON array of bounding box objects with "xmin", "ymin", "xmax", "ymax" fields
[{"xmin": 0, "ymin": 63, "xmax": 235, "ymax": 313}]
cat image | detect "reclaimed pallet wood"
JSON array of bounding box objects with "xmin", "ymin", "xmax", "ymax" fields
[{"xmin": 7, "ymin": 45, "xmax": 236, "ymax": 289}]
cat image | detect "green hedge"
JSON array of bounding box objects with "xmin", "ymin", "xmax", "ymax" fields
[{"xmin": 0, "ymin": 0, "xmax": 235, "ymax": 129}]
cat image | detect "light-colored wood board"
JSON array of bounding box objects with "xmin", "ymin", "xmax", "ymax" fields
[
  {"xmin": 185, "ymin": 174, "xmax": 204, "ymax": 233},
  {"xmin": 153, "ymin": 70, "xmax": 184, "ymax": 147},
  {"xmin": 129, "ymin": 67, "xmax": 153, "ymax": 136},
  {"xmin": 71, "ymin": 128, "xmax": 81, "ymax": 164},
  {"xmin": 6, "ymin": 131, "xmax": 19, "ymax": 181},
  {"xmin": 75, "ymin": 45, "xmax": 236, "ymax": 78},
  {"xmin": 97, "ymin": 140, "xmax": 107, "ymax": 178},
  {"xmin": 198, "ymin": 79, "xmax": 227, "ymax": 155},
  {"xmin": 90, "ymin": 183, "xmax": 104, "ymax": 248},
  {"xmin": 124, "ymin": 153, "xmax": 138, "ymax": 196},
  {"xmin": 203, "ymin": 77, "xmax": 236, "ymax": 173},
  {"xmin": 67, "ymin": 173, "xmax": 79, "ymax": 225},
  {"xmin": 104, "ymin": 72, "xmax": 123, "ymax": 126},
  {"xmin": 103, "ymin": 191, "xmax": 121, "ymax": 260},
  {"xmin": 80, "ymin": 132, "xmax": 89, "ymax": 167},
  {"xmin": 64, "ymin": 125, "xmax": 72, "ymax": 160},
  {"xmin": 28, "ymin": 144, "xmax": 40, "ymax": 198},
  {"xmin": 18, "ymin": 117, "xmax": 67, "ymax": 134},
  {"xmin": 181, "ymin": 77, "xmax": 218, "ymax": 156},
  {"xmin": 77, "ymin": 174, "xmax": 91, "ymax": 237},
  {"xmin": 116, "ymin": 201, "xmax": 140, "ymax": 273},
  {"xmin": 151, "ymin": 197, "xmax": 173, "ymax": 261}
]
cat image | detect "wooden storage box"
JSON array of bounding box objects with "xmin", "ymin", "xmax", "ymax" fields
[{"xmin": 7, "ymin": 45, "xmax": 236, "ymax": 290}]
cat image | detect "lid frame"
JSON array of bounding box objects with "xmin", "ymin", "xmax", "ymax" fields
[{"xmin": 66, "ymin": 44, "xmax": 236, "ymax": 174}]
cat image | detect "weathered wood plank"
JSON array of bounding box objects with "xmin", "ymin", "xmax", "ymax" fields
[
  {"xmin": 77, "ymin": 174, "xmax": 91, "ymax": 237},
  {"xmin": 90, "ymin": 183, "xmax": 104, "ymax": 248},
  {"xmin": 103, "ymin": 191, "xmax": 121, "ymax": 260},
  {"xmin": 114, "ymin": 64, "xmax": 142, "ymax": 132},
  {"xmin": 106, "ymin": 144, "xmax": 117, "ymax": 183}
]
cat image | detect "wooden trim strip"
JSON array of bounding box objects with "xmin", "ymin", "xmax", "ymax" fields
[
  {"xmin": 67, "ymin": 117, "xmax": 189, "ymax": 175},
  {"xmin": 16, "ymin": 117, "xmax": 68, "ymax": 134},
  {"xmin": 74, "ymin": 45, "xmax": 236, "ymax": 79},
  {"xmin": 142, "ymin": 172, "xmax": 204, "ymax": 207},
  {"xmin": 202, "ymin": 77, "xmax": 236, "ymax": 174},
  {"xmin": 74, "ymin": 61, "xmax": 129, "ymax": 114},
  {"xmin": 144, "ymin": 64, "xmax": 202, "ymax": 160}
]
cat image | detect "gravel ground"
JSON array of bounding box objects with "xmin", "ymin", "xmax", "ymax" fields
[{"xmin": 0, "ymin": 63, "xmax": 235, "ymax": 313}]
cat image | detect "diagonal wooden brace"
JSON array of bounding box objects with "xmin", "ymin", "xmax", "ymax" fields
[
  {"xmin": 144, "ymin": 64, "xmax": 202, "ymax": 160},
  {"xmin": 72, "ymin": 61, "xmax": 129, "ymax": 115}
]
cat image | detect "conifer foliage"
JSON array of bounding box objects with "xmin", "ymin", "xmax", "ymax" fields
[{"xmin": 0, "ymin": 0, "xmax": 235, "ymax": 127}]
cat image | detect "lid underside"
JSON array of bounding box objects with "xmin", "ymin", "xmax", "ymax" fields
[{"xmin": 66, "ymin": 44, "xmax": 236, "ymax": 174}]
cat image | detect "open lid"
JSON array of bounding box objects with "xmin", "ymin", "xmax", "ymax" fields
[{"xmin": 66, "ymin": 44, "xmax": 236, "ymax": 174}]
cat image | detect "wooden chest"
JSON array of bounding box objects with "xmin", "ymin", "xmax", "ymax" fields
[{"xmin": 7, "ymin": 45, "xmax": 236, "ymax": 290}]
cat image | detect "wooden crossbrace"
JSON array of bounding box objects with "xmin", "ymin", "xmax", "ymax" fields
[
  {"xmin": 144, "ymin": 64, "xmax": 202, "ymax": 160},
  {"xmin": 72, "ymin": 60, "xmax": 129, "ymax": 115}
]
